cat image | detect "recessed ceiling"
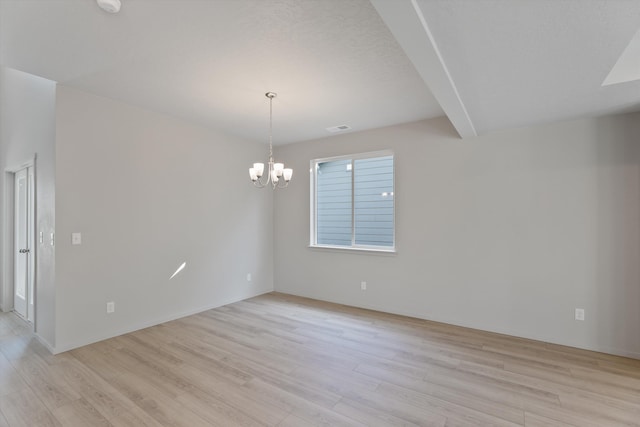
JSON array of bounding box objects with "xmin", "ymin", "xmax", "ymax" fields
[
  {"xmin": 0, "ymin": 0, "xmax": 442, "ymax": 145},
  {"xmin": 2, "ymin": 0, "xmax": 640, "ymax": 143}
]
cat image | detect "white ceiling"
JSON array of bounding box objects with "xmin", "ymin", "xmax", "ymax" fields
[{"xmin": 1, "ymin": 0, "xmax": 640, "ymax": 144}]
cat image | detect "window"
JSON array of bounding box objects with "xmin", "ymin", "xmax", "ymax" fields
[{"xmin": 311, "ymin": 151, "xmax": 395, "ymax": 251}]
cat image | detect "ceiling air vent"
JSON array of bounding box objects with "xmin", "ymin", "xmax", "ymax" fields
[{"xmin": 326, "ymin": 125, "xmax": 352, "ymax": 133}]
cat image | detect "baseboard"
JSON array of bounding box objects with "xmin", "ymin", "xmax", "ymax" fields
[
  {"xmin": 274, "ymin": 290, "xmax": 640, "ymax": 361},
  {"xmin": 50, "ymin": 288, "xmax": 640, "ymax": 360},
  {"xmin": 52, "ymin": 290, "xmax": 273, "ymax": 354},
  {"xmin": 35, "ymin": 333, "xmax": 56, "ymax": 354}
]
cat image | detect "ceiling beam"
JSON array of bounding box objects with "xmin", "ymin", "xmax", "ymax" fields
[{"xmin": 371, "ymin": 0, "xmax": 477, "ymax": 138}]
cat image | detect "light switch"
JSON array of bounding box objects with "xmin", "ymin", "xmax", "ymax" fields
[
  {"xmin": 39, "ymin": 231, "xmax": 44, "ymax": 244},
  {"xmin": 72, "ymin": 232, "xmax": 82, "ymax": 245}
]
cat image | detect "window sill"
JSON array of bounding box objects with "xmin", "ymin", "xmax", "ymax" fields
[{"xmin": 308, "ymin": 244, "xmax": 397, "ymax": 255}]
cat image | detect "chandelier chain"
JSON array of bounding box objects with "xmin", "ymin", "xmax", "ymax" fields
[{"xmin": 269, "ymin": 94, "xmax": 273, "ymax": 161}]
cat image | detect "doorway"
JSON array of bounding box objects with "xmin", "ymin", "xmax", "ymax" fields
[{"xmin": 10, "ymin": 165, "xmax": 35, "ymax": 323}]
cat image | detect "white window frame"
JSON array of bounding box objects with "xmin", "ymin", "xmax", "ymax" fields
[{"xmin": 310, "ymin": 150, "xmax": 395, "ymax": 253}]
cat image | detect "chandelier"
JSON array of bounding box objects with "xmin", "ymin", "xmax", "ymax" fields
[{"xmin": 249, "ymin": 92, "xmax": 292, "ymax": 189}]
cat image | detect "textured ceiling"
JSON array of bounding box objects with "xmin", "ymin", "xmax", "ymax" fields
[
  {"xmin": 0, "ymin": 0, "xmax": 442, "ymax": 145},
  {"xmin": 2, "ymin": 0, "xmax": 640, "ymax": 143}
]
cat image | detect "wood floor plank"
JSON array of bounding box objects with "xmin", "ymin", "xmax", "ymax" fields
[
  {"xmin": 276, "ymin": 414, "xmax": 318, "ymax": 427},
  {"xmin": 1, "ymin": 294, "xmax": 639, "ymax": 426},
  {"xmin": 69, "ymin": 344, "xmax": 129, "ymax": 381},
  {"xmin": 107, "ymin": 348, "xmax": 195, "ymax": 398},
  {"xmin": 0, "ymin": 388, "xmax": 61, "ymax": 427},
  {"xmin": 336, "ymin": 384, "xmax": 448, "ymax": 426},
  {"xmin": 0, "ymin": 335, "xmax": 47, "ymax": 362},
  {"xmin": 522, "ymin": 399, "xmax": 609, "ymax": 427},
  {"xmin": 9, "ymin": 354, "xmax": 80, "ymax": 411},
  {"xmin": 569, "ymin": 364, "xmax": 640, "ymax": 390},
  {"xmin": 108, "ymin": 407, "xmax": 164, "ymax": 427},
  {"xmin": 0, "ymin": 353, "xmax": 30, "ymax": 399},
  {"xmin": 288, "ymin": 365, "xmax": 381, "ymax": 396},
  {"xmin": 244, "ymin": 378, "xmax": 366, "ymax": 427},
  {"xmin": 172, "ymin": 363, "xmax": 289, "ymax": 426},
  {"xmin": 109, "ymin": 373, "xmax": 210, "ymax": 427},
  {"xmin": 333, "ymin": 398, "xmax": 423, "ymax": 427},
  {"xmin": 54, "ymin": 358, "xmax": 135, "ymax": 420},
  {"xmin": 355, "ymin": 359, "xmax": 525, "ymax": 424},
  {"xmin": 175, "ymin": 386, "xmax": 269, "ymax": 427},
  {"xmin": 558, "ymin": 393, "xmax": 640, "ymax": 426},
  {"xmin": 51, "ymin": 398, "xmax": 112, "ymax": 427},
  {"xmin": 375, "ymin": 382, "xmax": 522, "ymax": 426},
  {"xmin": 424, "ymin": 363, "xmax": 562, "ymax": 406},
  {"xmin": 474, "ymin": 360, "xmax": 640, "ymax": 408},
  {"xmin": 523, "ymin": 411, "xmax": 575, "ymax": 427}
]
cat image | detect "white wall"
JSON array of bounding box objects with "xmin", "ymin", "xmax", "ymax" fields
[
  {"xmin": 0, "ymin": 66, "xmax": 57, "ymax": 348},
  {"xmin": 54, "ymin": 86, "xmax": 273, "ymax": 352},
  {"xmin": 274, "ymin": 114, "xmax": 640, "ymax": 358}
]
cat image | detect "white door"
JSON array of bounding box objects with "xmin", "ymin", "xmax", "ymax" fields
[{"xmin": 14, "ymin": 167, "xmax": 34, "ymax": 321}]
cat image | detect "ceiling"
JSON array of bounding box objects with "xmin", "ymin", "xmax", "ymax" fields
[{"xmin": 1, "ymin": 0, "xmax": 640, "ymax": 144}]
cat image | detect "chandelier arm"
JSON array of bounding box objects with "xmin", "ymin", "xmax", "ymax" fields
[
  {"xmin": 275, "ymin": 176, "xmax": 289, "ymax": 189},
  {"xmin": 255, "ymin": 164, "xmax": 272, "ymax": 187},
  {"xmin": 252, "ymin": 175, "xmax": 267, "ymax": 188}
]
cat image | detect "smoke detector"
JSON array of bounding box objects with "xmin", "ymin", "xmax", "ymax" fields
[{"xmin": 97, "ymin": 0, "xmax": 121, "ymax": 13}]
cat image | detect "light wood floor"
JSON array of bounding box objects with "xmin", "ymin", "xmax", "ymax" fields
[{"xmin": 0, "ymin": 293, "xmax": 639, "ymax": 426}]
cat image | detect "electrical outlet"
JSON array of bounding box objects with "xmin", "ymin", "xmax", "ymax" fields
[
  {"xmin": 361, "ymin": 281, "xmax": 367, "ymax": 290},
  {"xmin": 575, "ymin": 308, "xmax": 585, "ymax": 321},
  {"xmin": 107, "ymin": 302, "xmax": 115, "ymax": 314},
  {"xmin": 247, "ymin": 273, "xmax": 252, "ymax": 282}
]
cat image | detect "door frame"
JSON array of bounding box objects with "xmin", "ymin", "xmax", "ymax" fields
[{"xmin": 2, "ymin": 156, "xmax": 36, "ymax": 328}]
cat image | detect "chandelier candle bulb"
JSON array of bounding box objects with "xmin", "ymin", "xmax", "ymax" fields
[{"xmin": 248, "ymin": 92, "xmax": 292, "ymax": 189}]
